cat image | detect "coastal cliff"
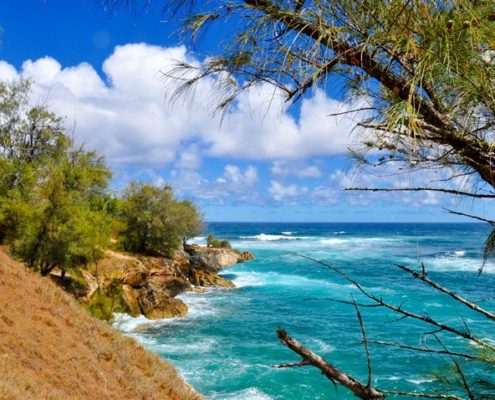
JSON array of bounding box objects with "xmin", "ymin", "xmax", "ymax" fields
[{"xmin": 69, "ymin": 244, "xmax": 254, "ymax": 320}]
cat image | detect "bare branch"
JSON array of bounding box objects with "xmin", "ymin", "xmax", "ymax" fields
[
  {"xmin": 433, "ymin": 335, "xmax": 474, "ymax": 400},
  {"xmin": 380, "ymin": 390, "xmax": 463, "ymax": 400},
  {"xmin": 352, "ymin": 296, "xmax": 373, "ymax": 387},
  {"xmin": 395, "ymin": 264, "xmax": 495, "ymax": 322},
  {"xmin": 304, "ymin": 297, "xmax": 381, "ymax": 308},
  {"xmin": 443, "ymin": 208, "xmax": 495, "ymax": 226},
  {"xmin": 345, "ymin": 187, "xmax": 495, "ymax": 199},
  {"xmin": 276, "ymin": 328, "xmax": 385, "ymax": 399},
  {"xmin": 296, "ymin": 254, "xmax": 495, "ymax": 352},
  {"xmin": 369, "ymin": 340, "xmax": 491, "ymax": 364},
  {"xmin": 272, "ymin": 359, "xmax": 311, "ymax": 368}
]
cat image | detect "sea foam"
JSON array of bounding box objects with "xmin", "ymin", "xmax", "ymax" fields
[{"xmin": 239, "ymin": 233, "xmax": 312, "ymax": 241}]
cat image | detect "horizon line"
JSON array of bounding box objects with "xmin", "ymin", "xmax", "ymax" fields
[{"xmin": 205, "ymin": 221, "xmax": 486, "ymax": 224}]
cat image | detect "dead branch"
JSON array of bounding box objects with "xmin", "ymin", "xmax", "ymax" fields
[
  {"xmin": 304, "ymin": 297, "xmax": 381, "ymax": 307},
  {"xmin": 369, "ymin": 340, "xmax": 490, "ymax": 364},
  {"xmin": 443, "ymin": 208, "xmax": 495, "ymax": 226},
  {"xmin": 296, "ymin": 254, "xmax": 495, "ymax": 352},
  {"xmin": 353, "ymin": 296, "xmax": 373, "ymax": 387},
  {"xmin": 395, "ymin": 264, "xmax": 495, "ymax": 322},
  {"xmin": 344, "ymin": 187, "xmax": 495, "ymax": 199},
  {"xmin": 433, "ymin": 335, "xmax": 474, "ymax": 400},
  {"xmin": 272, "ymin": 359, "xmax": 311, "ymax": 368},
  {"xmin": 276, "ymin": 328, "xmax": 385, "ymax": 399},
  {"xmin": 380, "ymin": 390, "xmax": 463, "ymax": 399}
]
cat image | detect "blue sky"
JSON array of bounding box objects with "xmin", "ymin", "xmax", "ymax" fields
[{"xmin": 0, "ymin": 1, "xmax": 490, "ymax": 222}]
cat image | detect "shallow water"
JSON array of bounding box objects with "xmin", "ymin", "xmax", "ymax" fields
[{"xmin": 115, "ymin": 223, "xmax": 495, "ymax": 399}]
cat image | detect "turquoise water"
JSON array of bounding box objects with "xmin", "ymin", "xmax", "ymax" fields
[{"xmin": 115, "ymin": 223, "xmax": 495, "ymax": 399}]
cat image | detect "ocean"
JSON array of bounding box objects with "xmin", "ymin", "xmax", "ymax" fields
[{"xmin": 114, "ymin": 223, "xmax": 495, "ymax": 399}]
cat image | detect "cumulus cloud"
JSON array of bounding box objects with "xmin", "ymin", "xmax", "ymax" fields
[
  {"xmin": 171, "ymin": 164, "xmax": 260, "ymax": 204},
  {"xmin": 268, "ymin": 180, "xmax": 309, "ymax": 203},
  {"xmin": 270, "ymin": 160, "xmax": 322, "ymax": 178},
  {"xmin": 1, "ymin": 43, "xmax": 362, "ymax": 167}
]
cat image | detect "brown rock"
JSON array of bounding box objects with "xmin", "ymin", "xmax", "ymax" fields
[
  {"xmin": 241, "ymin": 251, "xmax": 255, "ymax": 261},
  {"xmin": 190, "ymin": 269, "xmax": 235, "ymax": 288},
  {"xmin": 122, "ymin": 261, "xmax": 148, "ymax": 288},
  {"xmin": 137, "ymin": 280, "xmax": 189, "ymax": 319},
  {"xmin": 184, "ymin": 244, "xmax": 250, "ymax": 272},
  {"xmin": 122, "ymin": 285, "xmax": 141, "ymax": 316}
]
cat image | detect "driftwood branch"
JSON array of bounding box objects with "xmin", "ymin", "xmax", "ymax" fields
[
  {"xmin": 345, "ymin": 187, "xmax": 495, "ymax": 199},
  {"xmin": 276, "ymin": 328, "xmax": 385, "ymax": 399}
]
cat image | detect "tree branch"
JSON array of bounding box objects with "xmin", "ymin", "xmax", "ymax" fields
[
  {"xmin": 443, "ymin": 208, "xmax": 495, "ymax": 226},
  {"xmin": 395, "ymin": 264, "xmax": 495, "ymax": 322},
  {"xmin": 296, "ymin": 254, "xmax": 495, "ymax": 352},
  {"xmin": 345, "ymin": 187, "xmax": 495, "ymax": 199},
  {"xmin": 276, "ymin": 328, "xmax": 385, "ymax": 399}
]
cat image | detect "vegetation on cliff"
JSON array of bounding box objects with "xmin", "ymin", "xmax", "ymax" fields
[{"xmin": 0, "ymin": 79, "xmax": 204, "ymax": 281}]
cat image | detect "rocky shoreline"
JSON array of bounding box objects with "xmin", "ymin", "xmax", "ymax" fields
[{"xmin": 60, "ymin": 244, "xmax": 254, "ymax": 320}]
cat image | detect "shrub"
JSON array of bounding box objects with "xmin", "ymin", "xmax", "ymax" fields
[{"xmin": 206, "ymin": 234, "xmax": 232, "ymax": 249}]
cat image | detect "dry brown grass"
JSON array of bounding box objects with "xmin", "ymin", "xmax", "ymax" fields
[{"xmin": 0, "ymin": 249, "xmax": 203, "ymax": 400}]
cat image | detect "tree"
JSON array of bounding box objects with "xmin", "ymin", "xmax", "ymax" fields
[
  {"xmin": 174, "ymin": 200, "xmax": 205, "ymax": 245},
  {"xmin": 11, "ymin": 150, "xmax": 112, "ymax": 277},
  {"xmin": 120, "ymin": 182, "xmax": 192, "ymax": 257},
  {"xmin": 0, "ymin": 80, "xmax": 69, "ymax": 242},
  {"xmin": 106, "ymin": 1, "xmax": 495, "ymax": 398},
  {"xmin": 0, "ymin": 79, "xmax": 113, "ymax": 277}
]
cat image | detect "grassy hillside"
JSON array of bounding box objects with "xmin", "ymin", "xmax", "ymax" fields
[{"xmin": 0, "ymin": 249, "xmax": 202, "ymax": 400}]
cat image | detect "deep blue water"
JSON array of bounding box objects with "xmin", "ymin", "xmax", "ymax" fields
[{"xmin": 115, "ymin": 223, "xmax": 495, "ymax": 399}]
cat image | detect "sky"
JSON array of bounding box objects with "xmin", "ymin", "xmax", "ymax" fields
[{"xmin": 0, "ymin": 0, "xmax": 491, "ymax": 222}]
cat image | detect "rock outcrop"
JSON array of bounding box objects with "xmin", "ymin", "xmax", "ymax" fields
[{"xmin": 78, "ymin": 245, "xmax": 254, "ymax": 320}]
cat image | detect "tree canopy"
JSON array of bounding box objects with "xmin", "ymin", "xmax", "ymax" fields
[
  {"xmin": 120, "ymin": 182, "xmax": 204, "ymax": 257},
  {"xmin": 152, "ymin": 0, "xmax": 495, "ymax": 197}
]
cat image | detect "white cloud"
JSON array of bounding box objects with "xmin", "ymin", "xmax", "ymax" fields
[
  {"xmin": 1, "ymin": 43, "xmax": 363, "ymax": 167},
  {"xmin": 324, "ymin": 166, "xmax": 455, "ymax": 207},
  {"xmin": 271, "ymin": 160, "xmax": 322, "ymax": 178},
  {"xmin": 176, "ymin": 144, "xmax": 202, "ymax": 170},
  {"xmin": 171, "ymin": 164, "xmax": 260, "ymax": 204},
  {"xmin": 0, "ymin": 61, "xmax": 18, "ymax": 82},
  {"xmin": 268, "ymin": 180, "xmax": 309, "ymax": 203}
]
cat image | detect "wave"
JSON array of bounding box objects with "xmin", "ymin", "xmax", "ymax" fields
[
  {"xmin": 233, "ymin": 270, "xmax": 354, "ymax": 291},
  {"xmin": 152, "ymin": 337, "xmax": 217, "ymax": 355},
  {"xmin": 319, "ymin": 238, "xmax": 348, "ymax": 245},
  {"xmin": 407, "ymin": 378, "xmax": 436, "ymax": 385},
  {"xmin": 424, "ymin": 256, "xmax": 490, "ymax": 273},
  {"xmin": 281, "ymin": 231, "xmax": 295, "ymax": 235},
  {"xmin": 210, "ymin": 388, "xmax": 273, "ymax": 400},
  {"xmin": 188, "ymin": 236, "xmax": 206, "ymax": 245},
  {"xmin": 239, "ymin": 233, "xmax": 312, "ymax": 241}
]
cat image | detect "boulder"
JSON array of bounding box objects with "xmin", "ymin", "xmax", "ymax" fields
[
  {"xmin": 184, "ymin": 244, "xmax": 253, "ymax": 272},
  {"xmin": 137, "ymin": 280, "xmax": 189, "ymax": 319},
  {"xmin": 190, "ymin": 268, "xmax": 235, "ymax": 288},
  {"xmin": 122, "ymin": 261, "xmax": 148, "ymax": 288}
]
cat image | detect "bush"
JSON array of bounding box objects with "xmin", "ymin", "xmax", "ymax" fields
[{"xmin": 206, "ymin": 234, "xmax": 232, "ymax": 249}]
